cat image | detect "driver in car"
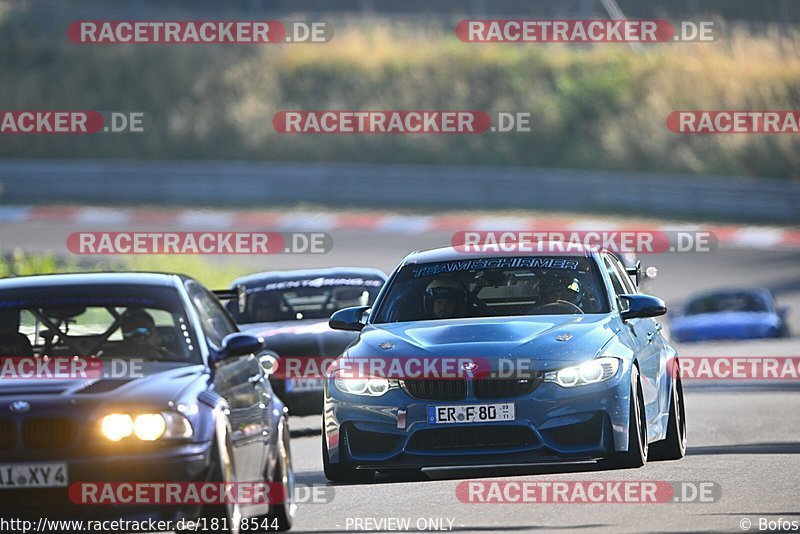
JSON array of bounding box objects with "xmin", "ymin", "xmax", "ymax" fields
[
  {"xmin": 104, "ymin": 309, "xmax": 166, "ymax": 358},
  {"xmin": 249, "ymin": 291, "xmax": 284, "ymax": 323},
  {"xmin": 425, "ymin": 278, "xmax": 468, "ymax": 319},
  {"xmin": 534, "ymin": 274, "xmax": 584, "ymax": 312}
]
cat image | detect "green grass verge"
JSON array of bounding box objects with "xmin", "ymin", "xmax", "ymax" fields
[
  {"xmin": 1, "ymin": 20, "xmax": 799, "ymax": 178},
  {"xmin": 0, "ymin": 250, "xmax": 243, "ymax": 289}
]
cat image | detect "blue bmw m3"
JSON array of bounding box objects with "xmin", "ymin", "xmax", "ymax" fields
[{"xmin": 322, "ymin": 244, "xmax": 686, "ymax": 481}]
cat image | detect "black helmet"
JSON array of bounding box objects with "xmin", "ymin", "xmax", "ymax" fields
[{"xmin": 424, "ymin": 278, "xmax": 467, "ymax": 316}]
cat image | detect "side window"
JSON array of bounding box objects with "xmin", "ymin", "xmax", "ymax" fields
[
  {"xmin": 608, "ymin": 254, "xmax": 637, "ymax": 294},
  {"xmin": 603, "ymin": 255, "xmax": 627, "ymax": 297},
  {"xmin": 186, "ymin": 281, "xmax": 237, "ymax": 348}
]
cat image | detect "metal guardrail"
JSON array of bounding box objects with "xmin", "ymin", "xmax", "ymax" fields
[{"xmin": 0, "ymin": 160, "xmax": 798, "ymax": 223}]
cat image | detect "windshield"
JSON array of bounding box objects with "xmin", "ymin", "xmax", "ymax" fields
[
  {"xmin": 685, "ymin": 292, "xmax": 771, "ymax": 315},
  {"xmin": 0, "ymin": 284, "xmax": 201, "ymax": 363},
  {"xmin": 231, "ymin": 276, "xmax": 384, "ymax": 324},
  {"xmin": 373, "ymin": 256, "xmax": 609, "ymax": 323}
]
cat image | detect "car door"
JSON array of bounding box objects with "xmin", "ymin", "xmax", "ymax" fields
[
  {"xmin": 186, "ymin": 281, "xmax": 273, "ymax": 483},
  {"xmin": 603, "ymin": 254, "xmax": 662, "ymax": 425}
]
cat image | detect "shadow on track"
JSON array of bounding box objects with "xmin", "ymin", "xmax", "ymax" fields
[
  {"xmin": 298, "ymin": 525, "xmax": 611, "ymax": 533},
  {"xmin": 687, "ymin": 442, "xmax": 800, "ymax": 455},
  {"xmin": 305, "ymin": 459, "xmax": 654, "ymax": 487}
]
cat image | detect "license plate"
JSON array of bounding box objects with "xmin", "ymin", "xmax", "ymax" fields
[
  {"xmin": 427, "ymin": 403, "xmax": 515, "ymax": 424},
  {"xmin": 0, "ymin": 462, "xmax": 68, "ymax": 489},
  {"xmin": 286, "ymin": 378, "xmax": 325, "ymax": 392}
]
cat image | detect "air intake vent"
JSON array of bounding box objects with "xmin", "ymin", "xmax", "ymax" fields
[
  {"xmin": 0, "ymin": 419, "xmax": 16, "ymax": 450},
  {"xmin": 407, "ymin": 425, "xmax": 537, "ymax": 451},
  {"xmin": 401, "ymin": 379, "xmax": 466, "ymax": 400},
  {"xmin": 22, "ymin": 417, "xmax": 77, "ymax": 449}
]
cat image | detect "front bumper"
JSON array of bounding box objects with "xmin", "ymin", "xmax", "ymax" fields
[
  {"xmin": 323, "ymin": 371, "xmax": 632, "ymax": 470},
  {"xmin": 0, "ymin": 441, "xmax": 212, "ymax": 521}
]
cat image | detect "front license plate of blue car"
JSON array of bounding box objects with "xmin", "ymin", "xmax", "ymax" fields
[
  {"xmin": 427, "ymin": 403, "xmax": 515, "ymax": 424},
  {"xmin": 0, "ymin": 462, "xmax": 68, "ymax": 489}
]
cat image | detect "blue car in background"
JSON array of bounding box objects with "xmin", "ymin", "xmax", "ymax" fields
[
  {"xmin": 322, "ymin": 245, "xmax": 686, "ymax": 481},
  {"xmin": 670, "ymin": 288, "xmax": 790, "ymax": 343},
  {"xmin": 0, "ymin": 273, "xmax": 294, "ymax": 530}
]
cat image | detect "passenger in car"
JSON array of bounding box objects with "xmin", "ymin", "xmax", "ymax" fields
[{"xmin": 249, "ymin": 291, "xmax": 284, "ymax": 323}]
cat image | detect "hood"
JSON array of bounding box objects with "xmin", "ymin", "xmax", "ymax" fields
[
  {"xmin": 350, "ymin": 315, "xmax": 619, "ymax": 366},
  {"xmin": 0, "ymin": 362, "xmax": 207, "ymax": 409},
  {"xmin": 241, "ymin": 319, "xmax": 358, "ymax": 357}
]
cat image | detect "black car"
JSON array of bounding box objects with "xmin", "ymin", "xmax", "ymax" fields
[
  {"xmin": 0, "ymin": 272, "xmax": 294, "ymax": 531},
  {"xmin": 227, "ymin": 268, "xmax": 387, "ymax": 415}
]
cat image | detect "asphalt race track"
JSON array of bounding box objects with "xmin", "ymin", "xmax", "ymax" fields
[{"xmin": 1, "ymin": 216, "xmax": 799, "ymax": 533}]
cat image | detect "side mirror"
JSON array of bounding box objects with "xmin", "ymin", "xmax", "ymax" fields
[
  {"xmin": 257, "ymin": 351, "xmax": 279, "ymax": 376},
  {"xmin": 221, "ymin": 333, "xmax": 264, "ymax": 358},
  {"xmin": 778, "ymin": 305, "xmax": 789, "ymax": 318},
  {"xmin": 625, "ymin": 261, "xmax": 642, "ymax": 286},
  {"xmin": 620, "ymin": 294, "xmax": 667, "ymax": 321},
  {"xmin": 329, "ymin": 306, "xmax": 370, "ymax": 332}
]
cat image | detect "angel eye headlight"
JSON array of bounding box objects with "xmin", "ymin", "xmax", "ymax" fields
[
  {"xmin": 333, "ymin": 372, "xmax": 398, "ymax": 396},
  {"xmin": 366, "ymin": 377, "xmax": 390, "ymax": 395},
  {"xmin": 545, "ymin": 357, "xmax": 620, "ymax": 388}
]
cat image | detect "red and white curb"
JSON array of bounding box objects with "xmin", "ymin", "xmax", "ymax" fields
[{"xmin": 1, "ymin": 206, "xmax": 799, "ymax": 250}]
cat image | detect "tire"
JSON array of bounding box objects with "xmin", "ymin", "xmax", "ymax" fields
[
  {"xmin": 200, "ymin": 419, "xmax": 240, "ymax": 534},
  {"xmin": 649, "ymin": 375, "xmax": 687, "ymax": 461},
  {"xmin": 322, "ymin": 430, "xmax": 374, "ymax": 483},
  {"xmin": 263, "ymin": 418, "xmax": 295, "ymax": 531},
  {"xmin": 602, "ymin": 365, "xmax": 648, "ymax": 469}
]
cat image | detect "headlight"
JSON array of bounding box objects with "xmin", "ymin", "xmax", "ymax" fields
[
  {"xmin": 133, "ymin": 414, "xmax": 166, "ymax": 441},
  {"xmin": 333, "ymin": 373, "xmax": 399, "ymax": 396},
  {"xmin": 100, "ymin": 412, "xmax": 193, "ymax": 442},
  {"xmin": 544, "ymin": 357, "xmax": 620, "ymax": 388},
  {"xmin": 101, "ymin": 413, "xmax": 133, "ymax": 442}
]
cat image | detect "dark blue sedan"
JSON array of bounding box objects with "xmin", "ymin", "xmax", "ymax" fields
[
  {"xmin": 0, "ymin": 272, "xmax": 294, "ymax": 531},
  {"xmin": 226, "ymin": 268, "xmax": 387, "ymax": 415}
]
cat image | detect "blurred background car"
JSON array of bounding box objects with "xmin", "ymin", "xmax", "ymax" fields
[
  {"xmin": 0, "ymin": 272, "xmax": 294, "ymax": 530},
  {"xmin": 226, "ymin": 268, "xmax": 387, "ymax": 415},
  {"xmin": 669, "ymin": 287, "xmax": 790, "ymax": 342}
]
